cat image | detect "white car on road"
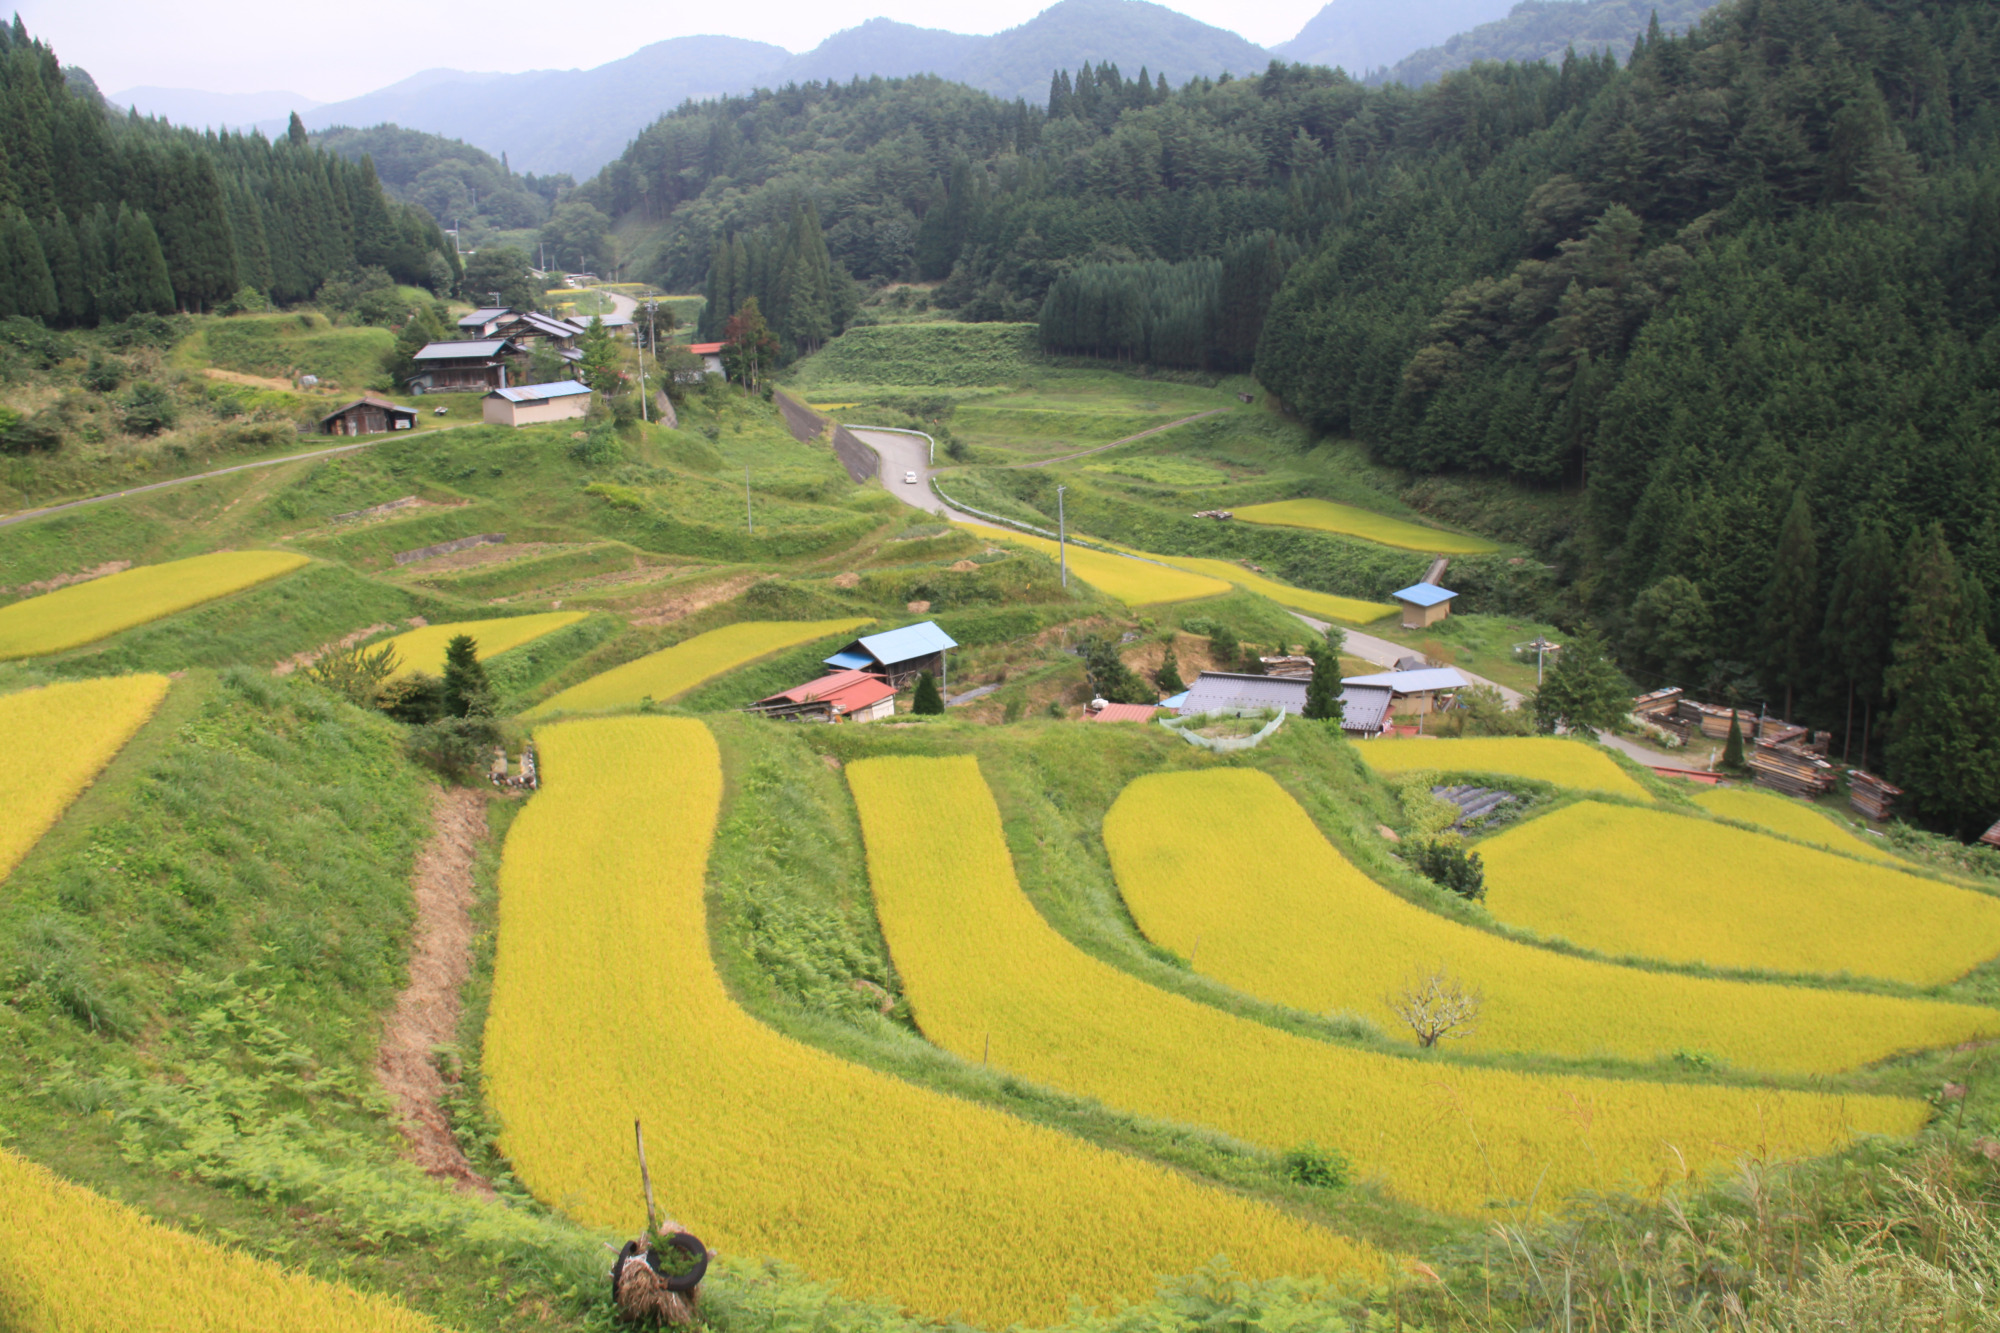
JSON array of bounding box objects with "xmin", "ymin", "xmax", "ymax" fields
[{"xmin": 904, "ymin": 470, "xmax": 919, "ymax": 484}]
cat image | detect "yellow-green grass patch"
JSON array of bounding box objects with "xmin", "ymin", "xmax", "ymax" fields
[
  {"xmin": 485, "ymin": 718, "xmax": 1385, "ymax": 1325},
  {"xmin": 958, "ymin": 521, "xmax": 1231, "ymax": 605},
  {"xmin": 1148, "ymin": 554, "xmax": 1397, "ymax": 624},
  {"xmin": 1232, "ymin": 499, "xmax": 1498, "ymax": 553},
  {"xmin": 0, "ymin": 552, "xmax": 309, "ymax": 659},
  {"xmin": 1693, "ymin": 786, "xmax": 1905, "ymax": 866},
  {"xmin": 1107, "ymin": 769, "xmax": 1999, "ymax": 1072},
  {"xmin": 849, "ymin": 754, "xmax": 1927, "ymax": 1219},
  {"xmin": 1481, "ymin": 801, "xmax": 2000, "ymax": 985},
  {"xmin": 1358, "ymin": 736, "xmax": 1650, "ymax": 800},
  {"xmin": 523, "ymin": 618, "xmax": 871, "ymax": 718},
  {"xmin": 0, "ymin": 675, "xmax": 171, "ymax": 883},
  {"xmin": 373, "ymin": 611, "xmax": 587, "ymax": 677}
]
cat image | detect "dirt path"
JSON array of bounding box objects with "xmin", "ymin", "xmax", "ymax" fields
[{"xmin": 377, "ymin": 787, "xmax": 493, "ymax": 1196}]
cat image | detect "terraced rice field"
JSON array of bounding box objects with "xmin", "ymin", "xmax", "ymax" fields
[
  {"xmin": 1357, "ymin": 737, "xmax": 1651, "ymax": 800},
  {"xmin": 0, "ymin": 1146, "xmax": 436, "ymax": 1332},
  {"xmin": 1105, "ymin": 770, "xmax": 1999, "ymax": 1071},
  {"xmin": 1693, "ymin": 786, "xmax": 1905, "ymax": 865},
  {"xmin": 1231, "ymin": 499, "xmax": 1499, "ymax": 553},
  {"xmin": 524, "ymin": 618, "xmax": 870, "ymax": 717},
  {"xmin": 958, "ymin": 521, "xmax": 1231, "ymax": 605},
  {"xmin": 372, "ymin": 611, "xmax": 587, "ymax": 676},
  {"xmin": 0, "ymin": 675, "xmax": 170, "ymax": 883},
  {"xmin": 847, "ymin": 755, "xmax": 1927, "ymax": 1218},
  {"xmin": 1480, "ymin": 802, "xmax": 2000, "ymax": 985},
  {"xmin": 0, "ymin": 551, "xmax": 310, "ymax": 659},
  {"xmin": 483, "ymin": 718, "xmax": 1384, "ymax": 1325},
  {"xmin": 1146, "ymin": 554, "xmax": 1397, "ymax": 624}
]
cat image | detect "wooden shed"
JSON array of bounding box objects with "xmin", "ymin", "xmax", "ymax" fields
[
  {"xmin": 317, "ymin": 395, "xmax": 417, "ymax": 437},
  {"xmin": 1391, "ymin": 582, "xmax": 1457, "ymax": 629}
]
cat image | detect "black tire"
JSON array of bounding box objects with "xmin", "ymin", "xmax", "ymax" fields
[
  {"xmin": 661, "ymin": 1230, "xmax": 709, "ymax": 1292},
  {"xmin": 611, "ymin": 1239, "xmax": 641, "ymax": 1301}
]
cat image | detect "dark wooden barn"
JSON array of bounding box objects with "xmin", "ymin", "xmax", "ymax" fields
[{"xmin": 318, "ymin": 395, "xmax": 418, "ymax": 437}]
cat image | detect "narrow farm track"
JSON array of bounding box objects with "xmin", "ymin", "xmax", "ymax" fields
[
  {"xmin": 376, "ymin": 787, "xmax": 492, "ymax": 1196},
  {"xmin": 1013, "ymin": 408, "xmax": 1231, "ymax": 466}
]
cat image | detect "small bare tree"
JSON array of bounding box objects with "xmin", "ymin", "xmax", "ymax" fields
[{"xmin": 1387, "ymin": 964, "xmax": 1482, "ymax": 1047}]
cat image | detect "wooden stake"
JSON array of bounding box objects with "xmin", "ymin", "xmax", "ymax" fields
[
  {"xmin": 635, "ymin": 1118, "xmax": 659, "ymax": 1235},
  {"xmin": 982, "ymin": 1033, "xmax": 990, "ymax": 1065}
]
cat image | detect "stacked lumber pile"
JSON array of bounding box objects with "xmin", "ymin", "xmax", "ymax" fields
[
  {"xmin": 1760, "ymin": 721, "xmax": 1809, "ymax": 747},
  {"xmin": 1980, "ymin": 818, "xmax": 2000, "ymax": 849},
  {"xmin": 1632, "ymin": 687, "xmax": 1682, "ymax": 718},
  {"xmin": 1259, "ymin": 655, "xmax": 1315, "ymax": 679},
  {"xmin": 1683, "ymin": 701, "xmax": 1760, "ymax": 740},
  {"xmin": 1849, "ymin": 770, "xmax": 1902, "ymax": 821},
  {"xmin": 1748, "ymin": 738, "xmax": 1837, "ymax": 797}
]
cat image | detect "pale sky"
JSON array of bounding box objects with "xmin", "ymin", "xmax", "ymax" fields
[{"xmin": 26, "ymin": 0, "xmax": 1329, "ymax": 103}]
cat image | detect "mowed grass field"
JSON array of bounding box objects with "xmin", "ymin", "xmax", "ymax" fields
[
  {"xmin": 1232, "ymin": 499, "xmax": 1499, "ymax": 553},
  {"xmin": 1358, "ymin": 737, "xmax": 1651, "ymax": 800},
  {"xmin": 958, "ymin": 521, "xmax": 1230, "ymax": 605},
  {"xmin": 0, "ymin": 1146, "xmax": 437, "ymax": 1333},
  {"xmin": 0, "ymin": 675, "xmax": 170, "ymax": 882},
  {"xmin": 372, "ymin": 611, "xmax": 587, "ymax": 677},
  {"xmin": 1480, "ymin": 802, "xmax": 2000, "ymax": 984},
  {"xmin": 1105, "ymin": 770, "xmax": 2000, "ymax": 1071},
  {"xmin": 523, "ymin": 619, "xmax": 871, "ymax": 717},
  {"xmin": 483, "ymin": 719, "xmax": 1385, "ymax": 1326},
  {"xmin": 0, "ymin": 551, "xmax": 310, "ymax": 659},
  {"xmin": 1693, "ymin": 786, "xmax": 1905, "ymax": 865},
  {"xmin": 847, "ymin": 755, "xmax": 1927, "ymax": 1218}
]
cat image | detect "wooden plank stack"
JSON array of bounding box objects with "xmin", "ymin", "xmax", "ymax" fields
[
  {"xmin": 1259, "ymin": 655, "xmax": 1315, "ymax": 680},
  {"xmin": 1849, "ymin": 770, "xmax": 1901, "ymax": 821},
  {"xmin": 1632, "ymin": 687, "xmax": 1682, "ymax": 717},
  {"xmin": 1748, "ymin": 738, "xmax": 1837, "ymax": 797}
]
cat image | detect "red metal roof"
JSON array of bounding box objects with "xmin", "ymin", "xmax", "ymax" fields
[
  {"xmin": 756, "ymin": 669, "xmax": 895, "ymax": 714},
  {"xmin": 1090, "ymin": 703, "xmax": 1159, "ymax": 723},
  {"xmin": 685, "ymin": 342, "xmax": 726, "ymax": 354}
]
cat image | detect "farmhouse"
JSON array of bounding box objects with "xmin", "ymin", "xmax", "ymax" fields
[
  {"xmin": 456, "ymin": 307, "xmax": 510, "ymax": 338},
  {"xmin": 1391, "ymin": 581, "xmax": 1457, "ymax": 629},
  {"xmin": 746, "ymin": 668, "xmax": 897, "ymax": 723},
  {"xmin": 483, "ymin": 380, "xmax": 593, "ymax": 427},
  {"xmin": 1177, "ymin": 671, "xmax": 1309, "ymax": 716},
  {"xmin": 493, "ymin": 310, "xmax": 588, "ymax": 351},
  {"xmin": 1340, "ymin": 666, "xmax": 1469, "ymax": 716},
  {"xmin": 683, "ymin": 342, "xmax": 727, "ymax": 379},
  {"xmin": 316, "ymin": 395, "xmax": 416, "ymax": 437},
  {"xmin": 824, "ymin": 621, "xmax": 958, "ymax": 689},
  {"xmin": 1088, "ymin": 701, "xmax": 1159, "ymax": 722},
  {"xmin": 408, "ymin": 339, "xmax": 518, "ymax": 393}
]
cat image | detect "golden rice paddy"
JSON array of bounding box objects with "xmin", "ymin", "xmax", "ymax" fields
[
  {"xmin": 957, "ymin": 521, "xmax": 1232, "ymax": 605},
  {"xmin": 1692, "ymin": 786, "xmax": 1905, "ymax": 865},
  {"xmin": 1480, "ymin": 801, "xmax": 2000, "ymax": 985},
  {"xmin": 483, "ymin": 718, "xmax": 1385, "ymax": 1325},
  {"xmin": 524, "ymin": 618, "xmax": 870, "ymax": 717},
  {"xmin": 848, "ymin": 754, "xmax": 1927, "ymax": 1219},
  {"xmin": 0, "ymin": 1146, "xmax": 436, "ymax": 1332},
  {"xmin": 1105, "ymin": 769, "xmax": 2000, "ymax": 1071},
  {"xmin": 1231, "ymin": 499, "xmax": 1499, "ymax": 553},
  {"xmin": 372, "ymin": 611, "xmax": 587, "ymax": 677},
  {"xmin": 0, "ymin": 551, "xmax": 310, "ymax": 659},
  {"xmin": 1357, "ymin": 736, "xmax": 1651, "ymax": 800},
  {"xmin": 0, "ymin": 675, "xmax": 170, "ymax": 883}
]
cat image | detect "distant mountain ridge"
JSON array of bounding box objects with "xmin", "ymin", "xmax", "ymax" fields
[
  {"xmin": 1373, "ymin": 0, "xmax": 1725, "ymax": 85},
  {"xmin": 111, "ymin": 85, "xmax": 324, "ymax": 129},
  {"xmin": 1274, "ymin": 0, "xmax": 1518, "ymax": 75},
  {"xmin": 264, "ymin": 0, "xmax": 1275, "ymax": 176}
]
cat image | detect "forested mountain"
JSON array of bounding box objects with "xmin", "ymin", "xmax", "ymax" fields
[
  {"xmin": 1377, "ymin": 0, "xmax": 1722, "ymax": 86},
  {"xmin": 1255, "ymin": 0, "xmax": 2000, "ymax": 832},
  {"xmin": 773, "ymin": 20, "xmax": 985, "ymax": 86},
  {"xmin": 953, "ymin": 0, "xmax": 1270, "ymax": 102},
  {"xmin": 0, "ymin": 21, "xmax": 457, "ymax": 319},
  {"xmin": 1275, "ymin": 0, "xmax": 1518, "ymax": 75},
  {"xmin": 314, "ymin": 125, "xmax": 571, "ymax": 232},
  {"xmin": 109, "ymin": 86, "xmax": 323, "ymax": 131}
]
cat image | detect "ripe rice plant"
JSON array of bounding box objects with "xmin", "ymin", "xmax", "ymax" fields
[
  {"xmin": 1230, "ymin": 499, "xmax": 1499, "ymax": 553},
  {"xmin": 958, "ymin": 521, "xmax": 1232, "ymax": 605},
  {"xmin": 372, "ymin": 611, "xmax": 587, "ymax": 677},
  {"xmin": 0, "ymin": 551, "xmax": 310, "ymax": 660},
  {"xmin": 847, "ymin": 755, "xmax": 1929, "ymax": 1219},
  {"xmin": 1480, "ymin": 802, "xmax": 2000, "ymax": 985},
  {"xmin": 1693, "ymin": 786, "xmax": 1904, "ymax": 866},
  {"xmin": 1105, "ymin": 770, "xmax": 2000, "ymax": 1073},
  {"xmin": 1358, "ymin": 737, "xmax": 1650, "ymax": 800},
  {"xmin": 0, "ymin": 674, "xmax": 170, "ymax": 883},
  {"xmin": 1146, "ymin": 553, "xmax": 1397, "ymax": 624},
  {"xmin": 523, "ymin": 618, "xmax": 870, "ymax": 717},
  {"xmin": 484, "ymin": 718, "xmax": 1384, "ymax": 1325},
  {"xmin": 0, "ymin": 1146, "xmax": 436, "ymax": 1332}
]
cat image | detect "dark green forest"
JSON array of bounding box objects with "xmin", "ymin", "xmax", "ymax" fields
[{"xmin": 0, "ymin": 21, "xmax": 457, "ymax": 320}]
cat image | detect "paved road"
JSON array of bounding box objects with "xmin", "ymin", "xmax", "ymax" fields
[
  {"xmin": 1285, "ymin": 611, "xmax": 1527, "ymax": 706},
  {"xmin": 1595, "ymin": 727, "xmax": 1714, "ymax": 774},
  {"xmin": 847, "ymin": 428, "xmax": 974, "ymax": 520}
]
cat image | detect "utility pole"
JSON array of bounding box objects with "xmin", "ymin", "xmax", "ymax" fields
[
  {"xmin": 1057, "ymin": 485, "xmax": 1068, "ymax": 587},
  {"xmin": 638, "ymin": 349, "xmax": 648, "ymax": 424}
]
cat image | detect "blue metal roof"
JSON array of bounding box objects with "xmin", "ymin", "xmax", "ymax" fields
[
  {"xmin": 1158, "ymin": 690, "xmax": 1189, "ymax": 711},
  {"xmin": 858, "ymin": 621, "xmax": 958, "ymax": 664},
  {"xmin": 1391, "ymin": 582, "xmax": 1458, "ymax": 608},
  {"xmin": 823, "ymin": 649, "xmax": 874, "ymax": 671},
  {"xmin": 489, "ymin": 379, "xmax": 593, "ymax": 403}
]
